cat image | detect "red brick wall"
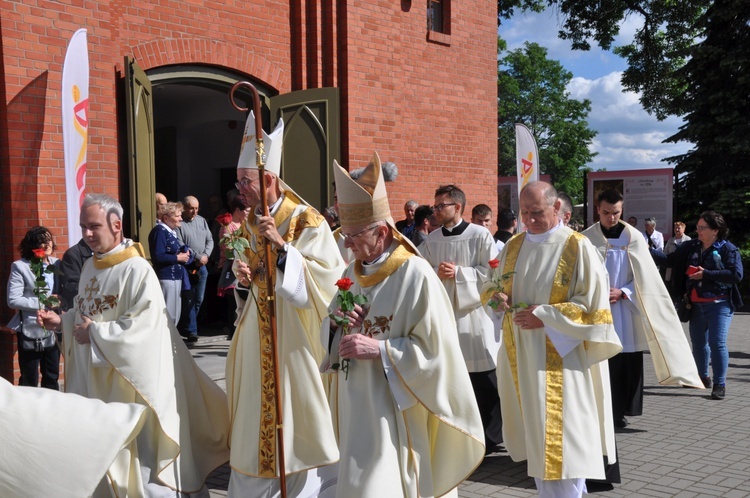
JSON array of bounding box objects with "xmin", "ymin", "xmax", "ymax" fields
[
  {"xmin": 0, "ymin": 0, "xmax": 498, "ymax": 336},
  {"xmin": 343, "ymin": 0, "xmax": 499, "ymax": 219}
]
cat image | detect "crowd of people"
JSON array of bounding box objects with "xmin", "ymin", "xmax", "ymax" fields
[{"xmin": 3, "ymin": 126, "xmax": 745, "ymax": 497}]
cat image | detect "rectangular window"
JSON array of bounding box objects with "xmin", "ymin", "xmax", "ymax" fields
[
  {"xmin": 427, "ymin": 0, "xmax": 444, "ymax": 33},
  {"xmin": 427, "ymin": 0, "xmax": 451, "ymax": 44}
]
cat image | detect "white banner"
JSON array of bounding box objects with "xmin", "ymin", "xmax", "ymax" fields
[
  {"xmin": 62, "ymin": 28, "xmax": 89, "ymax": 246},
  {"xmin": 515, "ymin": 123, "xmax": 539, "ymax": 232},
  {"xmin": 515, "ymin": 123, "xmax": 539, "ymax": 198}
]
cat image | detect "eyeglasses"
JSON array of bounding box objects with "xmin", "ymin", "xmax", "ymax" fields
[
  {"xmin": 696, "ymin": 225, "xmax": 712, "ymax": 231},
  {"xmin": 341, "ymin": 225, "xmax": 380, "ymax": 242},
  {"xmin": 235, "ymin": 177, "xmax": 260, "ymax": 190},
  {"xmin": 433, "ymin": 203, "xmax": 457, "ymax": 211}
]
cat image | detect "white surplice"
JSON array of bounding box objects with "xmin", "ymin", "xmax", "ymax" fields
[{"xmin": 420, "ymin": 221, "xmax": 500, "ymax": 371}]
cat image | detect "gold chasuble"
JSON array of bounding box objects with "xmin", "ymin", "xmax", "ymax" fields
[
  {"xmin": 583, "ymin": 221, "xmax": 703, "ymax": 387},
  {"xmin": 61, "ymin": 240, "xmax": 230, "ymax": 496},
  {"xmin": 482, "ymin": 226, "xmax": 621, "ymax": 481},
  {"xmin": 226, "ymin": 192, "xmax": 344, "ymax": 478},
  {"xmin": 322, "ymin": 235, "xmax": 485, "ymax": 498}
]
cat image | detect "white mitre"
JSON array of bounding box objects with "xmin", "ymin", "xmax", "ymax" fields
[
  {"xmin": 237, "ymin": 110, "xmax": 284, "ymax": 174},
  {"xmin": 333, "ymin": 152, "xmax": 394, "ymax": 228}
]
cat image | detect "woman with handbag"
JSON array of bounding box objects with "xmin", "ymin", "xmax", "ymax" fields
[
  {"xmin": 6, "ymin": 226, "xmax": 61, "ymax": 389},
  {"xmin": 652, "ymin": 211, "xmax": 744, "ymax": 400}
]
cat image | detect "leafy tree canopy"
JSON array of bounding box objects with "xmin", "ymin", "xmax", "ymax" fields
[{"xmin": 498, "ymin": 40, "xmax": 596, "ymax": 203}]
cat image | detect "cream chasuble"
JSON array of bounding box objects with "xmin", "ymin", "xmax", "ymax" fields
[
  {"xmin": 482, "ymin": 226, "xmax": 621, "ymax": 481},
  {"xmin": 420, "ymin": 222, "xmax": 499, "ymax": 371},
  {"xmin": 583, "ymin": 221, "xmax": 703, "ymax": 387},
  {"xmin": 61, "ymin": 239, "xmax": 230, "ymax": 495},
  {"xmin": 0, "ymin": 376, "xmax": 147, "ymax": 498},
  {"xmin": 322, "ymin": 236, "xmax": 485, "ymax": 498},
  {"xmin": 226, "ymin": 192, "xmax": 344, "ymax": 478}
]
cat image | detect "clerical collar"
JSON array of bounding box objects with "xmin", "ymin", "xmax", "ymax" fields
[
  {"xmin": 601, "ymin": 222, "xmax": 625, "ymax": 239},
  {"xmin": 156, "ymin": 219, "xmax": 177, "ymax": 237},
  {"xmin": 361, "ymin": 240, "xmax": 398, "ymax": 271},
  {"xmin": 362, "ymin": 246, "xmax": 392, "ymax": 266},
  {"xmin": 96, "ymin": 240, "xmax": 127, "ymax": 258},
  {"xmin": 441, "ymin": 219, "xmax": 468, "ymax": 237},
  {"xmin": 254, "ymin": 194, "xmax": 284, "ymax": 216},
  {"xmin": 526, "ymin": 220, "xmax": 563, "ymax": 243}
]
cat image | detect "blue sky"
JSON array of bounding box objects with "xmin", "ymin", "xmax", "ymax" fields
[{"xmin": 500, "ymin": 9, "xmax": 692, "ymax": 171}]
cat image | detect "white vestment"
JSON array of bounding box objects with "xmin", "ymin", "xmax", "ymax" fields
[
  {"xmin": 583, "ymin": 222, "xmax": 703, "ymax": 386},
  {"xmin": 321, "ymin": 236, "xmax": 485, "ymax": 498},
  {"xmin": 482, "ymin": 224, "xmax": 622, "ymax": 480},
  {"xmin": 62, "ymin": 240, "xmax": 230, "ymax": 496},
  {"xmin": 0, "ymin": 376, "xmax": 146, "ymax": 498},
  {"xmin": 421, "ymin": 221, "xmax": 500, "ymax": 371},
  {"xmin": 226, "ymin": 192, "xmax": 344, "ymax": 492}
]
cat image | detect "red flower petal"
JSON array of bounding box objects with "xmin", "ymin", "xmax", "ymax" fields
[{"xmin": 336, "ymin": 278, "xmax": 353, "ymax": 291}]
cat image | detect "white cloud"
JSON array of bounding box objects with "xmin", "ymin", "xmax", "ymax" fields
[
  {"xmin": 569, "ymin": 72, "xmax": 691, "ymax": 170},
  {"xmin": 501, "ymin": 8, "xmax": 693, "ymax": 171}
]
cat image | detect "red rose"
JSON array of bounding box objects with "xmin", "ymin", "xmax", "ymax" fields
[
  {"xmin": 32, "ymin": 248, "xmax": 47, "ymax": 259},
  {"xmin": 488, "ymin": 259, "xmax": 499, "ymax": 269},
  {"xmin": 216, "ymin": 213, "xmax": 233, "ymax": 226},
  {"xmin": 336, "ymin": 278, "xmax": 354, "ymax": 291}
]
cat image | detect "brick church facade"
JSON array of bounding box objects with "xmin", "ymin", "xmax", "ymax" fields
[{"xmin": 0, "ymin": 0, "xmax": 498, "ymax": 382}]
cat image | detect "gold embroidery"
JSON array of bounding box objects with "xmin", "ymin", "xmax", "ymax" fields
[
  {"xmin": 543, "ymin": 231, "xmax": 582, "ymax": 480},
  {"xmin": 92, "ymin": 243, "xmax": 144, "ymax": 269},
  {"xmin": 544, "ymin": 335, "xmax": 564, "ymax": 480},
  {"xmin": 363, "ymin": 315, "xmax": 392, "ymax": 337},
  {"xmin": 256, "ymin": 284, "xmax": 278, "ymax": 477},
  {"xmin": 354, "ymin": 240, "xmax": 414, "ymax": 287},
  {"xmin": 551, "ymin": 303, "xmax": 613, "ymax": 325},
  {"xmin": 77, "ymin": 277, "xmax": 118, "ymax": 316},
  {"xmin": 500, "ymin": 234, "xmax": 525, "ymax": 410}
]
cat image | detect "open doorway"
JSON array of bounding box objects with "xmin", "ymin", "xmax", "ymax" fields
[{"xmin": 149, "ymin": 65, "xmax": 273, "ymax": 208}]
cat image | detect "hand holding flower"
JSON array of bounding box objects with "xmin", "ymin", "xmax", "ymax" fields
[
  {"xmin": 37, "ymin": 309, "xmax": 61, "ymax": 331},
  {"xmin": 339, "ymin": 333, "xmax": 380, "ymax": 360},
  {"xmin": 329, "ymin": 277, "xmax": 369, "ymax": 379}
]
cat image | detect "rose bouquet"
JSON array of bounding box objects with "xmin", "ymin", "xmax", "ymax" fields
[{"xmin": 329, "ymin": 277, "xmax": 368, "ymax": 379}]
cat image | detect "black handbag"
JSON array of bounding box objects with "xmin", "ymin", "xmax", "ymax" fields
[
  {"xmin": 14, "ymin": 311, "xmax": 57, "ymax": 352},
  {"xmin": 675, "ymin": 294, "xmax": 692, "ymax": 323}
]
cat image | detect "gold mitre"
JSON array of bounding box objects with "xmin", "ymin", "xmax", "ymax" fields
[
  {"xmin": 333, "ymin": 152, "xmax": 394, "ymax": 228},
  {"xmin": 237, "ymin": 110, "xmax": 284, "ymax": 176}
]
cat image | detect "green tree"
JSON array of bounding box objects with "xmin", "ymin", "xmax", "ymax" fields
[
  {"xmin": 497, "ymin": 1, "xmax": 709, "ymax": 120},
  {"xmin": 497, "ymin": 40, "xmax": 596, "ymax": 202},
  {"xmin": 665, "ymin": 0, "xmax": 750, "ymax": 245},
  {"xmin": 497, "ymin": 0, "xmax": 750, "ymax": 247}
]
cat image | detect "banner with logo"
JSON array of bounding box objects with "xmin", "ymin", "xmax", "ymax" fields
[
  {"xmin": 62, "ymin": 28, "xmax": 89, "ymax": 246},
  {"xmin": 515, "ymin": 123, "xmax": 539, "ymax": 197}
]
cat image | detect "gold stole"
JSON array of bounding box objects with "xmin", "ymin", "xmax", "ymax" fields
[
  {"xmin": 501, "ymin": 231, "xmax": 582, "ymax": 480},
  {"xmin": 241, "ymin": 194, "xmax": 323, "ymax": 477}
]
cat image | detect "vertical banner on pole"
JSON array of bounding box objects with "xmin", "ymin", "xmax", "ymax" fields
[
  {"xmin": 62, "ymin": 28, "xmax": 89, "ymax": 247},
  {"xmin": 515, "ymin": 123, "xmax": 539, "ymax": 231}
]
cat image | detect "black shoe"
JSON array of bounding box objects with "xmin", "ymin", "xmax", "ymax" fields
[
  {"xmin": 702, "ymin": 376, "xmax": 713, "ymax": 389},
  {"xmin": 187, "ymin": 334, "xmax": 199, "ymax": 343},
  {"xmin": 614, "ymin": 417, "xmax": 629, "ymax": 428},
  {"xmin": 711, "ymin": 384, "xmax": 725, "ymax": 400}
]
